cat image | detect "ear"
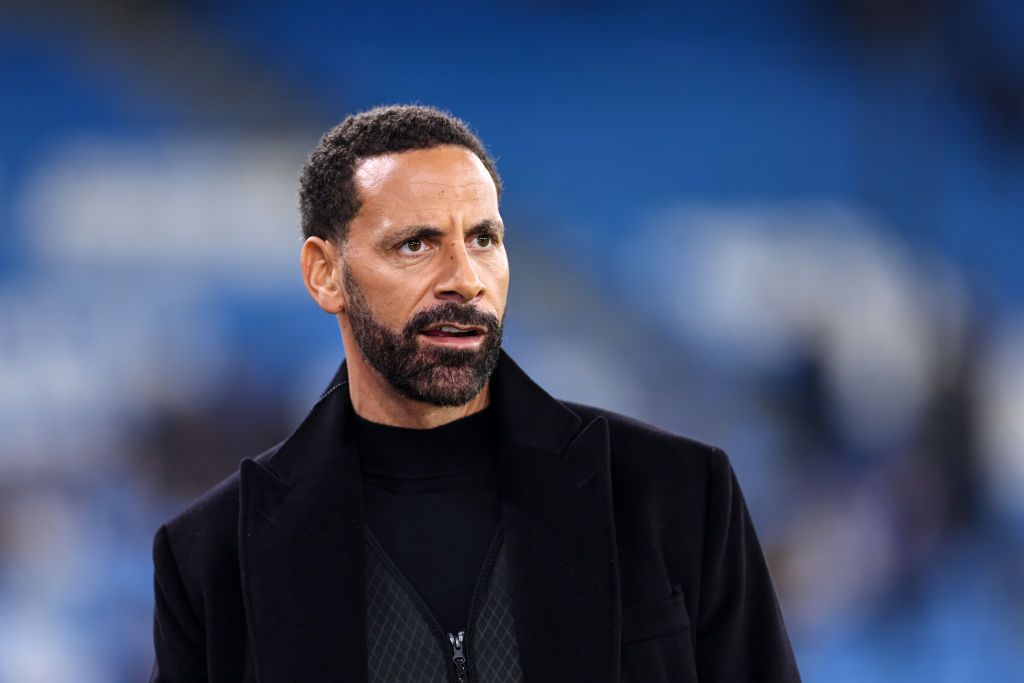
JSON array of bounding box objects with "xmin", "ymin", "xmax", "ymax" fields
[{"xmin": 301, "ymin": 236, "xmax": 347, "ymax": 314}]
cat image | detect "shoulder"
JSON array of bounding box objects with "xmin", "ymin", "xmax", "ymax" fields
[
  {"xmin": 154, "ymin": 442, "xmax": 282, "ymax": 583},
  {"xmin": 560, "ymin": 400, "xmax": 735, "ymax": 503},
  {"xmin": 560, "ymin": 402, "xmax": 746, "ymax": 587},
  {"xmin": 562, "ymin": 400, "xmax": 724, "ymax": 467}
]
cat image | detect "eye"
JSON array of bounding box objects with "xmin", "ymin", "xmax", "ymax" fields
[
  {"xmin": 472, "ymin": 235, "xmax": 494, "ymax": 248},
  {"xmin": 399, "ymin": 238, "xmax": 425, "ymax": 254}
]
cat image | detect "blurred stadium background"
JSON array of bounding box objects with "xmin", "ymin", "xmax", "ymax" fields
[{"xmin": 1, "ymin": 0, "xmax": 1023, "ymax": 680}]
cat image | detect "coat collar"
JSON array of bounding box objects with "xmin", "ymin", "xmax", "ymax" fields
[{"xmin": 239, "ymin": 350, "xmax": 620, "ymax": 682}]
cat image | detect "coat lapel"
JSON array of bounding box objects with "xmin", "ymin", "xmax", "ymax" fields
[
  {"xmin": 239, "ymin": 378, "xmax": 368, "ymax": 683},
  {"xmin": 491, "ymin": 354, "xmax": 622, "ymax": 682},
  {"xmin": 237, "ymin": 352, "xmax": 621, "ymax": 682}
]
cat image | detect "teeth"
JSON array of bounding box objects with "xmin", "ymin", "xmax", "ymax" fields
[{"xmin": 440, "ymin": 325, "xmax": 464, "ymax": 333}]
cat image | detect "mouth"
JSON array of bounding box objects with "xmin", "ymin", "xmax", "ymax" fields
[
  {"xmin": 418, "ymin": 322, "xmax": 487, "ymax": 346},
  {"xmin": 419, "ymin": 323, "xmax": 486, "ymax": 338}
]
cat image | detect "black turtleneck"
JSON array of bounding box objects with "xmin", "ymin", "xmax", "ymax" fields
[{"xmin": 353, "ymin": 407, "xmax": 501, "ymax": 635}]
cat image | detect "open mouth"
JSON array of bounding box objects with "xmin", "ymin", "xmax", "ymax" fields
[{"xmin": 419, "ymin": 323, "xmax": 485, "ymax": 338}]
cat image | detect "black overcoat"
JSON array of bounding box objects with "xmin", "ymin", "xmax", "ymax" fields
[{"xmin": 150, "ymin": 351, "xmax": 800, "ymax": 682}]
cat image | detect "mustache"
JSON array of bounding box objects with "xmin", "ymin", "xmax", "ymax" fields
[{"xmin": 404, "ymin": 302, "xmax": 502, "ymax": 336}]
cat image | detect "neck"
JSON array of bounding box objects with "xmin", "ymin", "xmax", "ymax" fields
[{"xmin": 340, "ymin": 339, "xmax": 491, "ymax": 430}]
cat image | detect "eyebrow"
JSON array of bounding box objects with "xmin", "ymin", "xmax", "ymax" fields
[
  {"xmin": 377, "ymin": 218, "xmax": 505, "ymax": 250},
  {"xmin": 377, "ymin": 225, "xmax": 444, "ymax": 250},
  {"xmin": 465, "ymin": 218, "xmax": 505, "ymax": 240}
]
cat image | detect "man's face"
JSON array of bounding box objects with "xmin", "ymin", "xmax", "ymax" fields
[{"xmin": 339, "ymin": 145, "xmax": 509, "ymax": 406}]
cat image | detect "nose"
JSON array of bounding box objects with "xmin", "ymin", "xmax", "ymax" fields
[{"xmin": 434, "ymin": 240, "xmax": 485, "ymax": 303}]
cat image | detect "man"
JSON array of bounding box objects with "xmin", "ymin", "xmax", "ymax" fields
[{"xmin": 150, "ymin": 105, "xmax": 800, "ymax": 682}]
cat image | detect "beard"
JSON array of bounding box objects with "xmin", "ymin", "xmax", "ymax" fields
[{"xmin": 342, "ymin": 265, "xmax": 504, "ymax": 407}]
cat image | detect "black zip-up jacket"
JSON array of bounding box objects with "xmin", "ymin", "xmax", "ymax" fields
[{"xmin": 150, "ymin": 351, "xmax": 801, "ymax": 682}]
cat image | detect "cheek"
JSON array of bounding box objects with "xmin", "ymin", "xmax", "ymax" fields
[
  {"xmin": 384, "ymin": 289, "xmax": 431, "ymax": 326},
  {"xmin": 357, "ymin": 268, "xmax": 431, "ymax": 324},
  {"xmin": 486, "ymin": 253, "xmax": 511, "ymax": 303}
]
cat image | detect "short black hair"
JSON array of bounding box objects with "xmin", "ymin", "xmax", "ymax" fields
[{"xmin": 299, "ymin": 104, "xmax": 502, "ymax": 243}]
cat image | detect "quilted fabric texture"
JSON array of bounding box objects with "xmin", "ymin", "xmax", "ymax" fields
[
  {"xmin": 469, "ymin": 543, "xmax": 524, "ymax": 683},
  {"xmin": 364, "ymin": 531, "xmax": 523, "ymax": 682},
  {"xmin": 365, "ymin": 539, "xmax": 449, "ymax": 683}
]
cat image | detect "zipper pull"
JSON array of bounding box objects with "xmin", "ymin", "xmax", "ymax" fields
[{"xmin": 448, "ymin": 630, "xmax": 468, "ymax": 683}]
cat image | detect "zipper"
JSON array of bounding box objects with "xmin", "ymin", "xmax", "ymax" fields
[
  {"xmin": 365, "ymin": 530, "xmax": 456, "ymax": 678},
  {"xmin": 364, "ymin": 525, "xmax": 504, "ymax": 683},
  {"xmin": 448, "ymin": 631, "xmax": 468, "ymax": 683},
  {"xmin": 457, "ymin": 524, "xmax": 504, "ymax": 682},
  {"xmin": 313, "ymin": 380, "xmax": 345, "ymax": 409}
]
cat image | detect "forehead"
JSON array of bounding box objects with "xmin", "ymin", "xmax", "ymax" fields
[{"xmin": 351, "ymin": 146, "xmax": 498, "ymax": 225}]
